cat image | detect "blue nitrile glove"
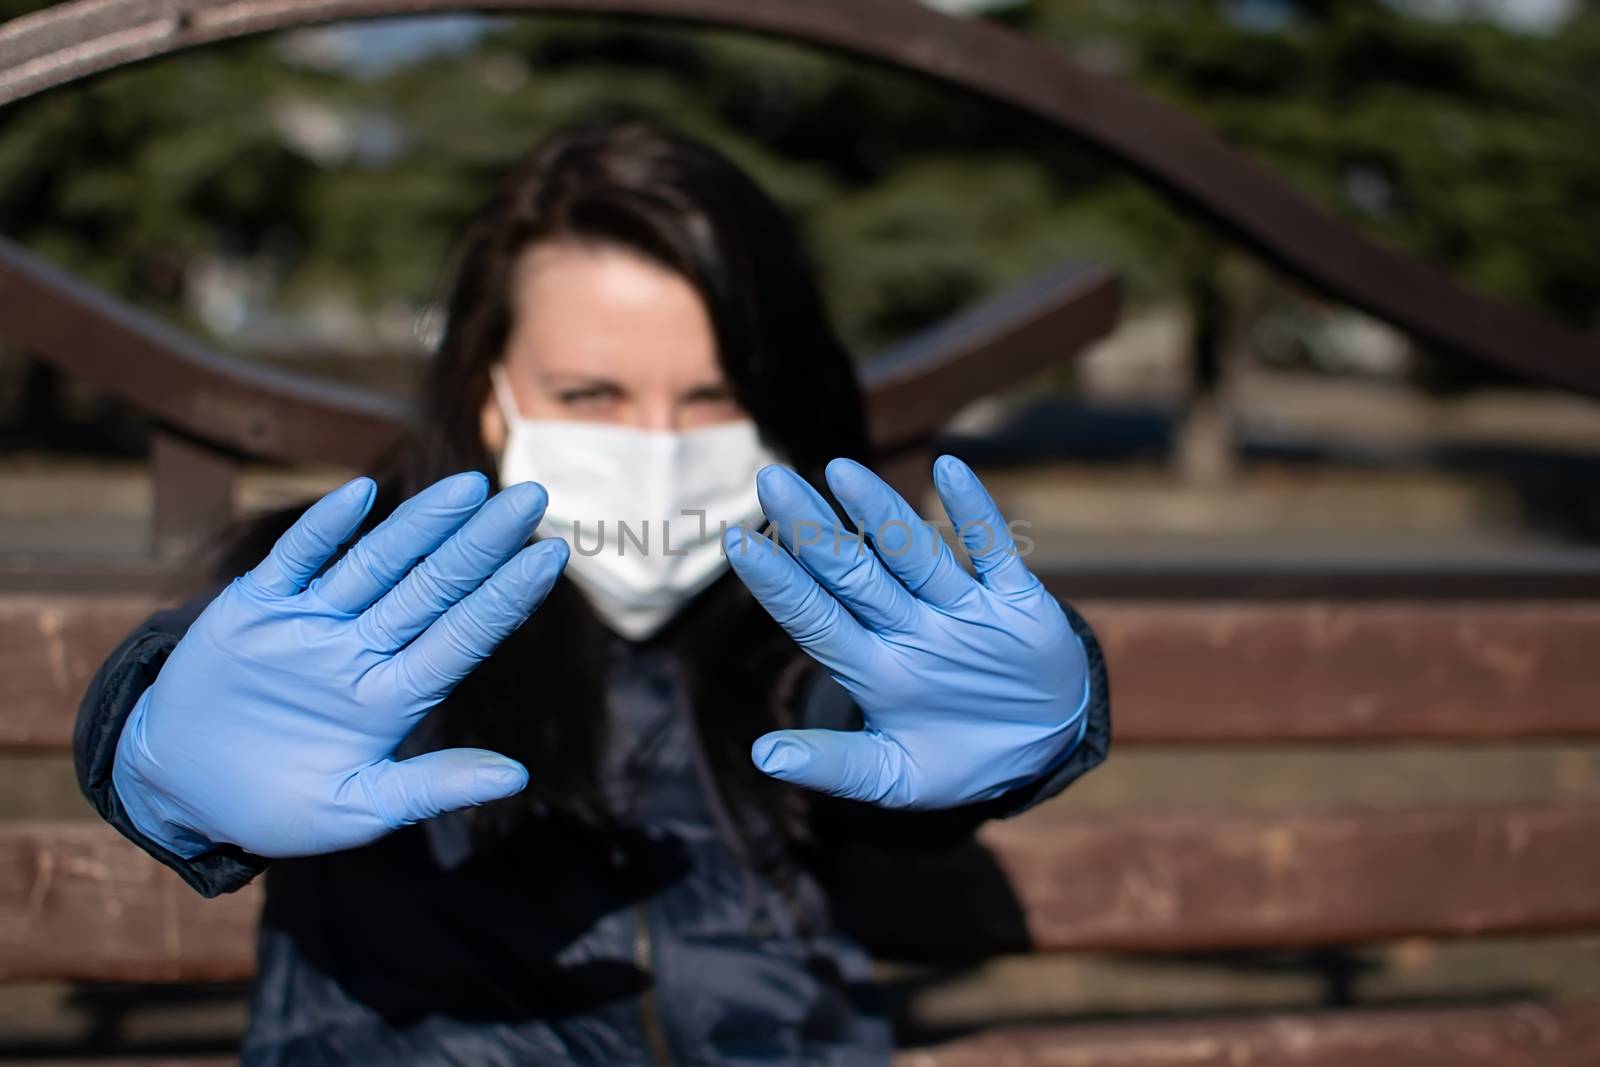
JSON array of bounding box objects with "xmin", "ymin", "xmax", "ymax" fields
[
  {"xmin": 723, "ymin": 455, "xmax": 1089, "ymax": 809},
  {"xmin": 112, "ymin": 472, "xmax": 568, "ymax": 860}
]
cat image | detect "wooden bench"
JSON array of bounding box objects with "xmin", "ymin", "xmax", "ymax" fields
[
  {"xmin": 4, "ymin": 0, "xmax": 1600, "ymax": 1062},
  {"xmin": 5, "ymin": 596, "xmax": 1600, "ymax": 1063}
]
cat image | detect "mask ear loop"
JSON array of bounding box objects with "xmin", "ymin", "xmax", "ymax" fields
[{"xmin": 488, "ymin": 363, "xmax": 526, "ymax": 425}]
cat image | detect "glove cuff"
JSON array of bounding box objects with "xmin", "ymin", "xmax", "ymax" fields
[
  {"xmin": 76, "ymin": 619, "xmax": 270, "ymax": 898},
  {"xmin": 1036, "ymin": 649, "xmax": 1093, "ymax": 775},
  {"xmin": 112, "ymin": 687, "xmax": 218, "ymax": 859}
]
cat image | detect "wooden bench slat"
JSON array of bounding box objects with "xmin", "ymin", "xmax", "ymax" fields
[
  {"xmin": 0, "ymin": 822, "xmax": 262, "ymax": 982},
  {"xmin": 0, "ymin": 595, "xmax": 153, "ymax": 749},
  {"xmin": 4, "ymin": 1060, "xmax": 234, "ymax": 1067},
  {"xmin": 899, "ymin": 1000, "xmax": 1600, "ymax": 1066},
  {"xmin": 8, "ymin": 804, "xmax": 1600, "ymax": 980},
  {"xmin": 844, "ymin": 802, "xmax": 1600, "ymax": 956},
  {"xmin": 6, "ymin": 597, "xmax": 1600, "ymax": 752},
  {"xmin": 6, "ymin": 1002, "xmax": 1598, "ymax": 1066},
  {"xmin": 1088, "ymin": 600, "xmax": 1600, "ymax": 743}
]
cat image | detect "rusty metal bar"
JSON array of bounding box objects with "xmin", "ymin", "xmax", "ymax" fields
[
  {"xmin": 0, "ymin": 236, "xmax": 408, "ymax": 467},
  {"xmin": 0, "ymin": 228, "xmax": 1117, "ymax": 471},
  {"xmin": 863, "ymin": 263, "xmax": 1119, "ymax": 453},
  {"xmin": 3, "ymin": 0, "xmax": 1597, "ymax": 395},
  {"xmin": 861, "ymin": 262, "xmax": 1116, "ymax": 500}
]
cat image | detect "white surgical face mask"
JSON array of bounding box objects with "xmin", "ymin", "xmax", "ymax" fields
[{"xmin": 491, "ymin": 366, "xmax": 782, "ymax": 640}]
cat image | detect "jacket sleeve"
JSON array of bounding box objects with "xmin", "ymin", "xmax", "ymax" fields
[
  {"xmin": 801, "ymin": 599, "xmax": 1110, "ymax": 851},
  {"xmin": 73, "ymin": 590, "xmax": 270, "ymax": 898}
]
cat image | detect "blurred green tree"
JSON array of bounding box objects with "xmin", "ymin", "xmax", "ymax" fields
[{"xmin": 0, "ymin": 0, "xmax": 1593, "ymax": 372}]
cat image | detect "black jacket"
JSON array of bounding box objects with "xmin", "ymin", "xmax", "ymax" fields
[{"xmin": 76, "ymin": 594, "xmax": 1110, "ymax": 1065}]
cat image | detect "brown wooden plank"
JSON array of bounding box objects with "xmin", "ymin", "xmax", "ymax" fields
[
  {"xmin": 0, "ymin": 561, "xmax": 196, "ymax": 596},
  {"xmin": 0, "ymin": 595, "xmax": 156, "ymax": 749},
  {"xmin": 8, "ymin": 1003, "xmax": 1599, "ymax": 1066},
  {"xmin": 8, "ymin": 804, "xmax": 1600, "ymax": 979},
  {"xmin": 4, "ymin": 1061, "xmax": 234, "ymax": 1067},
  {"xmin": 896, "ymin": 1001, "xmax": 1600, "ymax": 1067},
  {"xmin": 6, "ymin": 595, "xmax": 1599, "ymax": 750},
  {"xmin": 1086, "ymin": 600, "xmax": 1600, "ymax": 743},
  {"xmin": 0, "ymin": 822, "xmax": 261, "ymax": 982},
  {"xmin": 837, "ymin": 802, "xmax": 1600, "ymax": 957},
  {"xmin": 1035, "ymin": 560, "xmax": 1600, "ymax": 601},
  {"xmin": 6, "ymin": 1003, "xmax": 1598, "ymax": 1066}
]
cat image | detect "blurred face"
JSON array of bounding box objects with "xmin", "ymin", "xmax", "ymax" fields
[{"xmin": 481, "ymin": 240, "xmax": 745, "ymax": 450}]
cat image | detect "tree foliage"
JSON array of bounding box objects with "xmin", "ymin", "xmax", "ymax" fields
[{"xmin": 0, "ymin": 0, "xmax": 1593, "ymax": 364}]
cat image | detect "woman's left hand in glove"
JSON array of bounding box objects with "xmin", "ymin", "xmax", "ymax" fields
[{"xmin": 724, "ymin": 455, "xmax": 1089, "ymax": 809}]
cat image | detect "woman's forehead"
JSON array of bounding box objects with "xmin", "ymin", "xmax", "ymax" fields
[{"xmin": 506, "ymin": 241, "xmax": 722, "ymax": 385}]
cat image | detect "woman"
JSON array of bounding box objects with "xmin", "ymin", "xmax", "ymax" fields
[{"xmin": 76, "ymin": 119, "xmax": 1109, "ymax": 1065}]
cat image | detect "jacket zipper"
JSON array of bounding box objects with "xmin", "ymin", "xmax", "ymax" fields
[{"xmin": 633, "ymin": 900, "xmax": 673, "ymax": 1067}]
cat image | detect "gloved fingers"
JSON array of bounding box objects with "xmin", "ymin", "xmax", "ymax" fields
[
  {"xmin": 360, "ymin": 481, "xmax": 550, "ymax": 651},
  {"xmin": 750, "ymin": 728, "xmax": 909, "ymax": 805},
  {"xmin": 312, "ymin": 473, "xmax": 490, "ymax": 615},
  {"xmin": 245, "ymin": 477, "xmax": 376, "ymax": 598},
  {"xmin": 357, "ymin": 749, "xmax": 529, "ymax": 830},
  {"xmin": 823, "ymin": 458, "xmax": 975, "ymax": 611},
  {"xmin": 392, "ymin": 537, "xmax": 568, "ymax": 703},
  {"xmin": 753, "ymin": 466, "xmax": 919, "ymax": 633},
  {"xmin": 723, "ymin": 525, "xmax": 871, "ymax": 671},
  {"xmin": 932, "ymin": 455, "xmax": 1043, "ymax": 600}
]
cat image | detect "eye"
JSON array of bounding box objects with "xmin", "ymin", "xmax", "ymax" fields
[
  {"xmin": 557, "ymin": 384, "xmax": 623, "ymax": 411},
  {"xmin": 684, "ymin": 384, "xmax": 736, "ymax": 407}
]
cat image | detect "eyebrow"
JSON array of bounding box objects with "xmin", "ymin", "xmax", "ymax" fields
[
  {"xmin": 536, "ymin": 373, "xmax": 731, "ymax": 394},
  {"xmin": 537, "ymin": 372, "xmax": 623, "ymax": 389}
]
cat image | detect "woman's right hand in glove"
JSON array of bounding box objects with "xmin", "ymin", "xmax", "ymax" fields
[{"xmin": 112, "ymin": 472, "xmax": 568, "ymax": 860}]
